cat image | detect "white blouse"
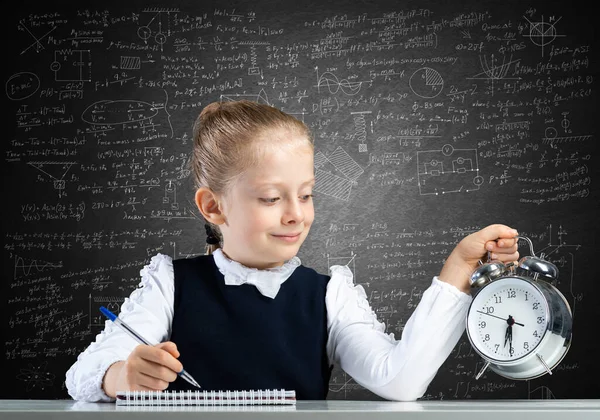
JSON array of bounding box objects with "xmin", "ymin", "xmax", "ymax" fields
[{"xmin": 65, "ymin": 250, "xmax": 472, "ymax": 402}]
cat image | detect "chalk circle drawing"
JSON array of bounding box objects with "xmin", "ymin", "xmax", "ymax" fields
[
  {"xmin": 138, "ymin": 25, "xmax": 167, "ymax": 46},
  {"xmin": 545, "ymin": 126, "xmax": 558, "ymax": 139},
  {"xmin": 528, "ymin": 19, "xmax": 558, "ymax": 47},
  {"xmin": 524, "ymin": 16, "xmax": 561, "ymax": 47},
  {"xmin": 137, "ymin": 8, "xmax": 179, "ymax": 50},
  {"xmin": 81, "ymin": 100, "xmax": 159, "ymax": 125},
  {"xmin": 409, "ymin": 67, "xmax": 444, "ymax": 98},
  {"xmin": 523, "ymin": 15, "xmax": 566, "ymax": 57},
  {"xmin": 6, "ymin": 72, "xmax": 40, "ymax": 100},
  {"xmin": 16, "ymin": 361, "xmax": 55, "ymax": 391}
]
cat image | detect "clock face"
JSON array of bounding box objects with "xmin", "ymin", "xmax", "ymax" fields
[{"xmin": 466, "ymin": 277, "xmax": 549, "ymax": 363}]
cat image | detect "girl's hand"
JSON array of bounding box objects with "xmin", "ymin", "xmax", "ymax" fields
[
  {"xmin": 439, "ymin": 224, "xmax": 520, "ymax": 293},
  {"xmin": 106, "ymin": 341, "xmax": 183, "ymax": 395}
]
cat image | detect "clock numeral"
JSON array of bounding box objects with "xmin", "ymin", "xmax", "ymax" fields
[
  {"xmin": 495, "ymin": 296, "xmax": 502, "ymax": 304},
  {"xmin": 479, "ymin": 321, "xmax": 487, "ymax": 328},
  {"xmin": 482, "ymin": 306, "xmax": 495, "ymax": 314},
  {"xmin": 537, "ymin": 317, "xmax": 545, "ymax": 324},
  {"xmin": 532, "ymin": 302, "xmax": 539, "ymax": 310},
  {"xmin": 533, "ymin": 330, "xmax": 539, "ymax": 338},
  {"xmin": 524, "ymin": 342, "xmax": 529, "ymax": 351},
  {"xmin": 525, "ymin": 292, "xmax": 529, "ymax": 301},
  {"xmin": 494, "ymin": 344, "xmax": 500, "ymax": 352},
  {"xmin": 483, "ymin": 334, "xmax": 490, "ymax": 342},
  {"xmin": 506, "ymin": 290, "xmax": 516, "ymax": 299},
  {"xmin": 509, "ymin": 346, "xmax": 514, "ymax": 356}
]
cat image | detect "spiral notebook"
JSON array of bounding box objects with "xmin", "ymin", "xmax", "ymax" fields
[{"xmin": 115, "ymin": 389, "xmax": 296, "ymax": 406}]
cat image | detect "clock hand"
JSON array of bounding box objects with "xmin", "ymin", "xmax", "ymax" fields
[
  {"xmin": 476, "ymin": 310, "xmax": 525, "ymax": 326},
  {"xmin": 504, "ymin": 324, "xmax": 510, "ymax": 348}
]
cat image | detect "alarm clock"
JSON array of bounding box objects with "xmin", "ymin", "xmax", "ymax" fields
[{"xmin": 465, "ymin": 236, "xmax": 572, "ymax": 380}]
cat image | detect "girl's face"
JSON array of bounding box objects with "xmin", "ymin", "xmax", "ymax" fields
[{"xmin": 218, "ymin": 133, "xmax": 315, "ymax": 269}]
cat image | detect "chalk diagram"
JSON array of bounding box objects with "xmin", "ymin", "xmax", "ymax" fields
[
  {"xmin": 523, "ymin": 15, "xmax": 566, "ymax": 58},
  {"xmin": 532, "ymin": 224, "xmax": 582, "ymax": 317},
  {"xmin": 409, "ymin": 67, "xmax": 443, "ymax": 98},
  {"xmin": 417, "ymin": 144, "xmax": 483, "ymax": 195},
  {"xmin": 13, "ymin": 254, "xmax": 63, "ymax": 280},
  {"xmin": 326, "ymin": 252, "xmax": 357, "ymax": 277},
  {"xmin": 220, "ymin": 89, "xmax": 271, "ymax": 105},
  {"xmin": 287, "ymin": 109, "xmax": 308, "ymax": 123},
  {"xmin": 138, "ymin": 7, "xmax": 179, "ymax": 51},
  {"xmin": 50, "ymin": 50, "xmax": 92, "ymax": 82},
  {"xmin": 120, "ymin": 56, "xmax": 141, "ymax": 70},
  {"xmin": 352, "ymin": 111, "xmax": 370, "ymax": 152},
  {"xmin": 525, "ymin": 225, "xmax": 581, "ymax": 400},
  {"xmin": 528, "ymin": 383, "xmax": 556, "ymax": 399},
  {"xmin": 314, "ymin": 146, "xmax": 364, "ymax": 201},
  {"xmin": 327, "ymin": 251, "xmax": 372, "ymax": 398},
  {"xmin": 163, "ymin": 180, "xmax": 179, "ymax": 210},
  {"xmin": 329, "ymin": 371, "xmax": 365, "ymax": 397},
  {"xmin": 27, "ymin": 161, "xmax": 76, "ymax": 198},
  {"xmin": 248, "ymin": 43, "xmax": 263, "ymax": 77},
  {"xmin": 542, "ymin": 117, "xmax": 593, "ymax": 150},
  {"xmin": 89, "ymin": 295, "xmax": 123, "ymax": 328},
  {"xmin": 466, "ymin": 54, "xmax": 521, "ymax": 96},
  {"xmin": 16, "ymin": 361, "xmax": 55, "ymax": 391},
  {"xmin": 17, "ymin": 19, "xmax": 57, "ymax": 55},
  {"xmin": 315, "ymin": 67, "xmax": 372, "ymax": 96}
]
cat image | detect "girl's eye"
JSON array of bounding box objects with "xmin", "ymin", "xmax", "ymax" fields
[
  {"xmin": 300, "ymin": 194, "xmax": 313, "ymax": 201},
  {"xmin": 260, "ymin": 198, "xmax": 280, "ymax": 204}
]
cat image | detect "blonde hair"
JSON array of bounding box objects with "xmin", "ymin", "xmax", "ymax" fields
[{"xmin": 190, "ymin": 100, "xmax": 313, "ymax": 254}]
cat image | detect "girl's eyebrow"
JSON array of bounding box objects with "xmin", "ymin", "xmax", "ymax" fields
[{"xmin": 255, "ymin": 178, "xmax": 315, "ymax": 188}]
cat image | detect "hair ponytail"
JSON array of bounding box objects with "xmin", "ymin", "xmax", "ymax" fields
[{"xmin": 204, "ymin": 223, "xmax": 221, "ymax": 255}]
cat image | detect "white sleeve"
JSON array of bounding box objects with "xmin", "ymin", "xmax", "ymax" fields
[
  {"xmin": 65, "ymin": 254, "xmax": 175, "ymax": 402},
  {"xmin": 326, "ymin": 265, "xmax": 472, "ymax": 401}
]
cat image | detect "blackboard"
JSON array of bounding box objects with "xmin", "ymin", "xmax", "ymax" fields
[{"xmin": 3, "ymin": 0, "xmax": 598, "ymax": 400}]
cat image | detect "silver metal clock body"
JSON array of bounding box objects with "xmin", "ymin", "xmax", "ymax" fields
[{"xmin": 466, "ymin": 274, "xmax": 572, "ymax": 380}]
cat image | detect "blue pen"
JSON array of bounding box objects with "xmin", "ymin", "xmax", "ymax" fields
[{"xmin": 99, "ymin": 306, "xmax": 201, "ymax": 389}]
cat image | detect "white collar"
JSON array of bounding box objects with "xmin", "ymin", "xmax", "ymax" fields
[{"xmin": 212, "ymin": 248, "xmax": 301, "ymax": 299}]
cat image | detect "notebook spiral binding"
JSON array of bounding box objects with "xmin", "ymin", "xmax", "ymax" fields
[{"xmin": 115, "ymin": 389, "xmax": 297, "ymax": 406}]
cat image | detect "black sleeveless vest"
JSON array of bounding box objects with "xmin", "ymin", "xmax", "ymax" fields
[{"xmin": 168, "ymin": 254, "xmax": 332, "ymax": 400}]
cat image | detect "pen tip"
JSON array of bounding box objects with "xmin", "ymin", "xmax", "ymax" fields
[{"xmin": 99, "ymin": 306, "xmax": 116, "ymax": 321}]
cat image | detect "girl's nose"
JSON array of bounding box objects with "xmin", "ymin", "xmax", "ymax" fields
[{"xmin": 283, "ymin": 199, "xmax": 304, "ymax": 225}]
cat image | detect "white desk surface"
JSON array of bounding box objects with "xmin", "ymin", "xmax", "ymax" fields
[{"xmin": 0, "ymin": 399, "xmax": 599, "ymax": 419}]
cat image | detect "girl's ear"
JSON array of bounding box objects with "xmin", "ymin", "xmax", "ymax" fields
[{"xmin": 195, "ymin": 187, "xmax": 226, "ymax": 225}]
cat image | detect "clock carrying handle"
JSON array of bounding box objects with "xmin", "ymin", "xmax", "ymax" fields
[
  {"xmin": 515, "ymin": 235, "xmax": 559, "ymax": 282},
  {"xmin": 515, "ymin": 235, "xmax": 537, "ymax": 257}
]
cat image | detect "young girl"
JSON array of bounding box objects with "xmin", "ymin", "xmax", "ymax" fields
[{"xmin": 65, "ymin": 100, "xmax": 519, "ymax": 402}]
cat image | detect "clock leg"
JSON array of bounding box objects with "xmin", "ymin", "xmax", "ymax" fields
[
  {"xmin": 475, "ymin": 361, "xmax": 491, "ymax": 380},
  {"xmin": 536, "ymin": 354, "xmax": 553, "ymax": 375}
]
